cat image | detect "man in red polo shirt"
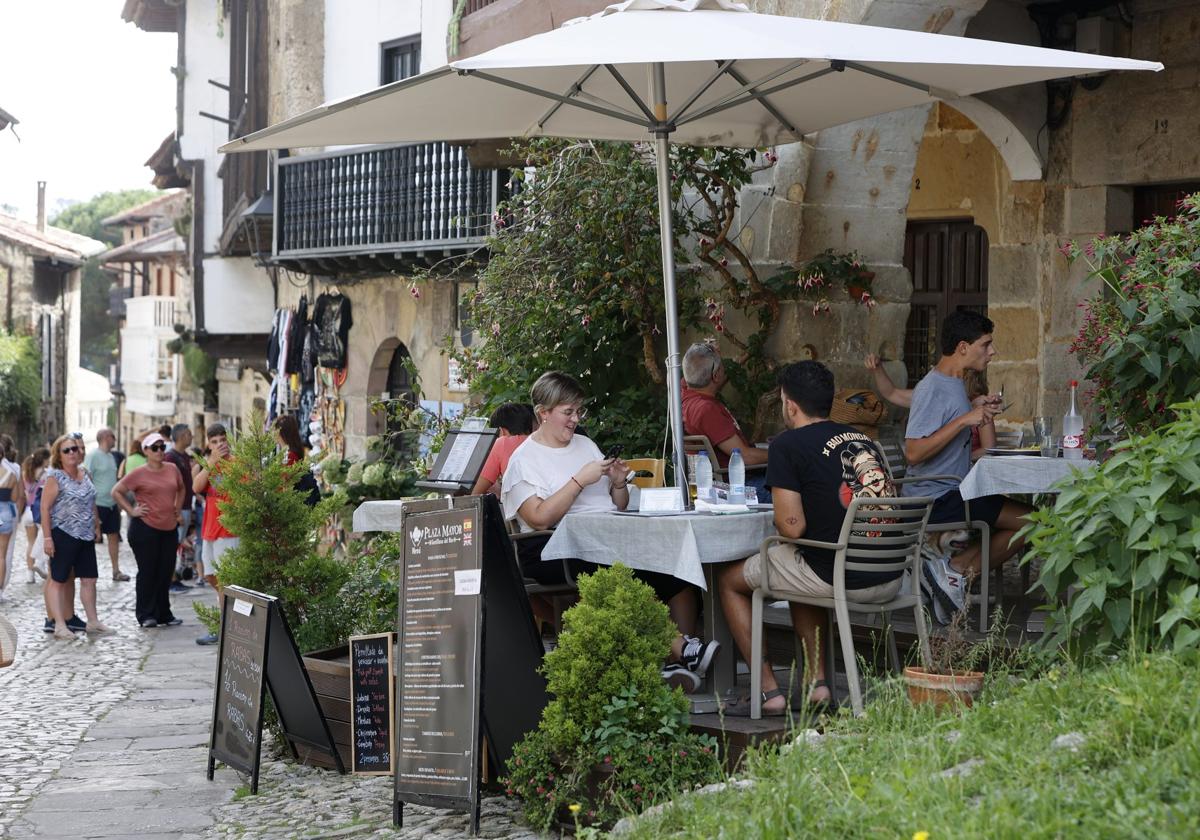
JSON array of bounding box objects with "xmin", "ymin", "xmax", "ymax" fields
[{"xmin": 681, "ymin": 341, "xmax": 769, "ymax": 473}]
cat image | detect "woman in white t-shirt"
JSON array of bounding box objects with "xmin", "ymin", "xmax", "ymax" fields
[{"xmin": 501, "ymin": 371, "xmax": 720, "ymax": 693}]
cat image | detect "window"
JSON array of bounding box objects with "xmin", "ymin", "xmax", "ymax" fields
[
  {"xmin": 381, "ymin": 36, "xmax": 421, "ymax": 84},
  {"xmin": 1133, "ymin": 182, "xmax": 1200, "ymax": 226},
  {"xmin": 902, "ymin": 220, "xmax": 989, "ymax": 383}
]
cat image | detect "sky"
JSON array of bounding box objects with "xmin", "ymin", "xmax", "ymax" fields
[{"xmin": 0, "ymin": 0, "xmax": 177, "ymax": 221}]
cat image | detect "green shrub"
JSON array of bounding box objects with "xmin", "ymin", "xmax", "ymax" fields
[
  {"xmin": 1022, "ymin": 397, "xmax": 1200, "ymax": 656},
  {"xmin": 541, "ymin": 564, "xmax": 681, "ymax": 751},
  {"xmin": 1064, "ymin": 193, "xmax": 1200, "ymax": 436},
  {"xmin": 193, "ymin": 413, "xmax": 350, "ymax": 653},
  {"xmin": 0, "ymin": 330, "xmax": 41, "ymax": 428},
  {"xmin": 502, "ymin": 564, "xmax": 722, "ymax": 830}
]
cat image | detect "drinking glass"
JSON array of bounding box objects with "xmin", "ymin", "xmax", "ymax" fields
[
  {"xmin": 686, "ymin": 453, "xmax": 699, "ymax": 499},
  {"xmin": 1034, "ymin": 416, "xmax": 1055, "ymax": 457}
]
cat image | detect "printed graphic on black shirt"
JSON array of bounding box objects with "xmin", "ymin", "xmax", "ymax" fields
[{"xmin": 834, "ymin": 438, "xmax": 896, "ymax": 539}]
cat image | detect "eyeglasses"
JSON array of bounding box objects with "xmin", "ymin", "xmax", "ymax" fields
[
  {"xmin": 60, "ymin": 446, "xmax": 81, "ymax": 454},
  {"xmin": 146, "ymin": 443, "xmax": 168, "ymax": 452},
  {"xmin": 68, "ymin": 432, "xmax": 83, "ymax": 440},
  {"xmin": 556, "ymin": 406, "xmax": 588, "ymax": 421}
]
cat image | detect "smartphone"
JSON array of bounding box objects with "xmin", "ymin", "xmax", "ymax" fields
[{"xmin": 603, "ymin": 443, "xmax": 624, "ymax": 461}]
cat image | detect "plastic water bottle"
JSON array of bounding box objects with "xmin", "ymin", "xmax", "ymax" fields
[
  {"xmin": 695, "ymin": 455, "xmax": 713, "ymax": 502},
  {"xmin": 728, "ymin": 448, "xmax": 746, "ymax": 504},
  {"xmin": 1062, "ymin": 379, "xmax": 1084, "ymax": 460}
]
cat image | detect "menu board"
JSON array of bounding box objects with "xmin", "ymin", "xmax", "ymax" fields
[
  {"xmin": 350, "ymin": 632, "xmax": 395, "ymax": 774},
  {"xmin": 394, "ymin": 503, "xmax": 483, "ymax": 831},
  {"xmin": 208, "ymin": 591, "xmax": 268, "ymax": 782},
  {"xmin": 207, "ymin": 586, "xmax": 345, "ymax": 793}
]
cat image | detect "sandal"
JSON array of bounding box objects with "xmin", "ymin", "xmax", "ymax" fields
[
  {"xmin": 721, "ymin": 688, "xmax": 788, "ymax": 717},
  {"xmin": 805, "ymin": 680, "xmax": 833, "ymax": 714}
]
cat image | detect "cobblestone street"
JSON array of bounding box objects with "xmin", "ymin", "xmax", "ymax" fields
[{"xmin": 0, "ymin": 527, "xmax": 543, "ymax": 839}]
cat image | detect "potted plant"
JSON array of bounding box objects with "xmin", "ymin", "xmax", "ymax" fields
[
  {"xmin": 902, "ymin": 604, "xmax": 987, "ymax": 711},
  {"xmin": 765, "ymin": 248, "xmax": 877, "ymax": 315},
  {"xmin": 502, "ymin": 564, "xmax": 723, "ymax": 830}
]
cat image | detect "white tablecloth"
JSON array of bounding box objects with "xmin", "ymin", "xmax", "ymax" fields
[
  {"xmin": 959, "ymin": 455, "xmax": 1095, "ymax": 500},
  {"xmin": 352, "ymin": 499, "xmax": 409, "ymax": 533},
  {"xmin": 540, "ymin": 510, "xmax": 775, "ymax": 590}
]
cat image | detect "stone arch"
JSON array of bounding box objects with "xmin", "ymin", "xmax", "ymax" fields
[
  {"xmin": 946, "ymin": 95, "xmax": 1043, "ymax": 182},
  {"xmin": 365, "ymin": 338, "xmax": 414, "ymax": 436}
]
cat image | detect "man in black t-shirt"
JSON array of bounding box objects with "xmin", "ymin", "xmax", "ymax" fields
[{"xmin": 718, "ymin": 361, "xmax": 901, "ymax": 716}]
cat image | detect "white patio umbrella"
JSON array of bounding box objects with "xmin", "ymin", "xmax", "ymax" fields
[{"xmin": 223, "ymin": 0, "xmax": 1161, "ymax": 500}]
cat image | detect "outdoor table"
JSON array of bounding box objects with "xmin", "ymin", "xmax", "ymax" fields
[
  {"xmin": 542, "ymin": 509, "xmax": 775, "ymax": 711},
  {"xmin": 959, "ymin": 455, "xmax": 1096, "ymax": 500}
]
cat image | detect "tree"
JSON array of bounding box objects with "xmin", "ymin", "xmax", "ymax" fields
[
  {"xmin": 51, "ymin": 189, "xmax": 159, "ymax": 373},
  {"xmin": 0, "ymin": 330, "xmax": 41, "ymax": 435}
]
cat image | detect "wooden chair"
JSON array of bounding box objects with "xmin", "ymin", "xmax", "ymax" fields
[
  {"xmin": 506, "ymin": 518, "xmax": 578, "ymax": 632},
  {"xmin": 748, "ymin": 495, "xmax": 935, "ymax": 717},
  {"xmin": 625, "ymin": 457, "xmax": 666, "ymax": 489}
]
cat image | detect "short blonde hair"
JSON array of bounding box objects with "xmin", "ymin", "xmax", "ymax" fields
[
  {"xmin": 531, "ymin": 371, "xmax": 586, "ymax": 417},
  {"xmin": 49, "ymin": 435, "xmax": 81, "ymax": 470}
]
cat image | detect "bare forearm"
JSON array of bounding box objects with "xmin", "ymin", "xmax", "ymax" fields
[
  {"xmin": 521, "ymin": 482, "xmax": 581, "ymax": 530},
  {"xmin": 905, "ymin": 415, "xmax": 969, "ymax": 464}
]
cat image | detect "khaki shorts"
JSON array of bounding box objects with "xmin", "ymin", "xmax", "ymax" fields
[{"xmin": 743, "ymin": 543, "xmax": 903, "ymax": 603}]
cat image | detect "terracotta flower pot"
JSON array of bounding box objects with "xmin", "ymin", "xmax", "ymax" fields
[{"xmin": 902, "ymin": 666, "xmax": 985, "ymax": 711}]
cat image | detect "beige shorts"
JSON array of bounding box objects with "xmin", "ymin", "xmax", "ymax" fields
[{"xmin": 742, "ymin": 543, "xmax": 903, "ymax": 603}]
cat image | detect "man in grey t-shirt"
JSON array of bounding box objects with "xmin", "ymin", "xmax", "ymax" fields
[{"xmin": 902, "ymin": 310, "xmax": 1032, "ymax": 618}]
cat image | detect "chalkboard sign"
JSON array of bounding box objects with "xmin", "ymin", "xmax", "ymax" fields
[
  {"xmin": 349, "ymin": 632, "xmax": 395, "ymax": 774},
  {"xmin": 394, "ymin": 499, "xmax": 485, "ymax": 834},
  {"xmin": 207, "ymin": 586, "xmax": 345, "ymax": 792}
]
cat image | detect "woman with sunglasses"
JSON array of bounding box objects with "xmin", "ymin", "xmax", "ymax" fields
[
  {"xmin": 40, "ymin": 435, "xmax": 111, "ymax": 639},
  {"xmin": 110, "ymin": 432, "xmax": 184, "ymax": 628}
]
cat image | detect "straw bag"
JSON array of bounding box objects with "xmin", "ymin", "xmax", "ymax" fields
[
  {"xmin": 829, "ymin": 389, "xmax": 887, "ymax": 438},
  {"xmin": 0, "ymin": 614, "xmax": 16, "ymax": 668}
]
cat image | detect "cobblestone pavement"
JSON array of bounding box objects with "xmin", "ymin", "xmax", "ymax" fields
[{"xmin": 0, "ymin": 527, "xmax": 545, "ymax": 839}]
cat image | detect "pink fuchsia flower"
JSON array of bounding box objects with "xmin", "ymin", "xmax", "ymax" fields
[
  {"xmin": 581, "ymin": 315, "xmax": 591, "ymax": 327},
  {"xmin": 491, "ymin": 321, "xmax": 501, "ymax": 337},
  {"xmin": 475, "ymin": 360, "xmax": 489, "ymax": 371},
  {"xmin": 1058, "ymin": 241, "xmax": 1073, "ymax": 256},
  {"xmin": 409, "ymin": 285, "xmax": 421, "ymax": 300},
  {"xmin": 719, "ymin": 258, "xmax": 729, "ymax": 267}
]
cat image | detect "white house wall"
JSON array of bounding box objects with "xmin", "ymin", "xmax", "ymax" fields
[{"xmin": 201, "ymin": 256, "xmax": 274, "ymax": 334}]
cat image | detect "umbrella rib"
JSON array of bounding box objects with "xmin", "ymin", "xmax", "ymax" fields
[
  {"xmin": 604, "ymin": 64, "xmax": 657, "ymax": 123},
  {"xmin": 462, "ymin": 69, "xmax": 650, "ymax": 129},
  {"xmin": 535, "ymin": 65, "xmax": 602, "ymax": 130},
  {"xmin": 842, "ymin": 61, "xmax": 948, "ymax": 97},
  {"xmin": 676, "ymin": 62, "xmax": 837, "ymax": 128},
  {"xmin": 721, "ymin": 64, "xmax": 797, "ymax": 135},
  {"xmin": 665, "ymin": 59, "xmax": 736, "ymax": 126}
]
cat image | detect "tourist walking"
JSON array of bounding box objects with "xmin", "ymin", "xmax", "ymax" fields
[
  {"xmin": 194, "ymin": 423, "xmax": 237, "ymax": 646},
  {"xmin": 40, "ymin": 435, "xmax": 111, "ymax": 639},
  {"xmin": 20, "ymin": 447, "xmax": 50, "ymax": 583},
  {"xmin": 85, "ymin": 429, "xmax": 129, "ymax": 582},
  {"xmin": 0, "ymin": 433, "xmax": 24, "ymax": 601},
  {"xmin": 111, "ymin": 432, "xmax": 184, "ymax": 628}
]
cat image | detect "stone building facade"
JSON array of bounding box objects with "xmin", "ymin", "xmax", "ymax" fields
[{"xmin": 0, "ymin": 197, "xmax": 104, "ymax": 450}]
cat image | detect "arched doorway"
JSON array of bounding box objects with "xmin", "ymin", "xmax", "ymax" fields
[{"xmin": 366, "ymin": 338, "xmax": 416, "ymax": 437}]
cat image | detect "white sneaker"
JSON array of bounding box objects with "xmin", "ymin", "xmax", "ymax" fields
[
  {"xmin": 26, "ymin": 567, "xmax": 36, "ymax": 584},
  {"xmin": 921, "ymin": 554, "xmax": 966, "ymax": 623},
  {"xmin": 661, "ymin": 663, "xmax": 701, "ymax": 693}
]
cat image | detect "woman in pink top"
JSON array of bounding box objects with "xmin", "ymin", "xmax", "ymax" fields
[
  {"xmin": 471, "ymin": 403, "xmax": 537, "ymax": 496},
  {"xmin": 111, "ymin": 432, "xmax": 184, "ymax": 628}
]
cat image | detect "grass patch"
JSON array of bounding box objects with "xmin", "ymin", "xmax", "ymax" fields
[
  {"xmin": 619, "ymin": 653, "xmax": 1200, "ymax": 839},
  {"xmin": 232, "ymin": 783, "xmax": 252, "ymax": 801}
]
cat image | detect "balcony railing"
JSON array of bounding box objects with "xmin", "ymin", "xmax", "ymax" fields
[
  {"xmin": 274, "ymin": 142, "xmax": 503, "ymax": 266},
  {"xmin": 124, "ymin": 295, "xmax": 176, "ymax": 329}
]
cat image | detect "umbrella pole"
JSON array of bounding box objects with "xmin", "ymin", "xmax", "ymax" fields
[{"xmin": 651, "ymin": 63, "xmax": 690, "ymax": 507}]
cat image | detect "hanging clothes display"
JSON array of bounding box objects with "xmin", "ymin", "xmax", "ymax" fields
[
  {"xmin": 285, "ymin": 294, "xmax": 308, "ymax": 375},
  {"xmin": 312, "ymin": 291, "xmax": 353, "ymax": 370}
]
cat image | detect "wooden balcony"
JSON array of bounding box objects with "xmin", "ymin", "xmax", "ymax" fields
[{"xmin": 272, "ymin": 142, "xmax": 505, "ymax": 275}]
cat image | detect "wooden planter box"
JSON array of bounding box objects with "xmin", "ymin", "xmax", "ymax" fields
[{"xmin": 299, "ymin": 645, "xmax": 354, "ymax": 770}]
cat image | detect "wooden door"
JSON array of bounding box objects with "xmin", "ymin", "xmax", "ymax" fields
[{"xmin": 902, "ymin": 220, "xmax": 989, "ymax": 382}]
